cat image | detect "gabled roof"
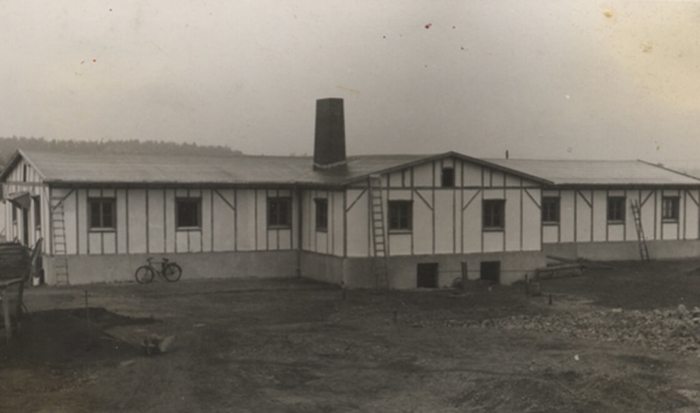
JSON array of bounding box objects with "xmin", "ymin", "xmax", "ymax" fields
[
  {"xmin": 485, "ymin": 159, "xmax": 700, "ymax": 187},
  {"xmin": 0, "ymin": 150, "xmax": 552, "ymax": 187}
]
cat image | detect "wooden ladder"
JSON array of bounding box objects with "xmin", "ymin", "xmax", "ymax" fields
[
  {"xmin": 369, "ymin": 175, "xmax": 389, "ymax": 289},
  {"xmin": 630, "ymin": 199, "xmax": 650, "ymax": 262},
  {"xmin": 51, "ymin": 198, "xmax": 70, "ymax": 285}
]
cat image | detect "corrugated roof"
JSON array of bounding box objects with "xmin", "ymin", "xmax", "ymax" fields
[
  {"xmin": 5, "ymin": 150, "xmax": 696, "ymax": 188},
  {"xmin": 485, "ymin": 159, "xmax": 700, "ymax": 186},
  {"xmin": 10, "ymin": 150, "xmax": 428, "ymax": 187}
]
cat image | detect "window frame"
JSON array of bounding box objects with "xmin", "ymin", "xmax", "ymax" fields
[
  {"xmin": 607, "ymin": 196, "xmax": 626, "ymax": 223},
  {"xmin": 482, "ymin": 199, "xmax": 506, "ymax": 231},
  {"xmin": 176, "ymin": 197, "xmax": 202, "ymax": 230},
  {"xmin": 88, "ymin": 197, "xmax": 117, "ymax": 231},
  {"xmin": 441, "ymin": 167, "xmax": 455, "ymax": 187},
  {"xmin": 662, "ymin": 196, "xmax": 680, "ymax": 222},
  {"xmin": 541, "ymin": 197, "xmax": 560, "ymax": 225},
  {"xmin": 267, "ymin": 197, "xmax": 292, "ymax": 229},
  {"xmin": 388, "ymin": 200, "xmax": 413, "ymax": 232},
  {"xmin": 315, "ymin": 198, "xmax": 328, "ymax": 232}
]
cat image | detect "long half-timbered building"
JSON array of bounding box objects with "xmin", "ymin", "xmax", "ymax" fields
[{"xmin": 2, "ymin": 98, "xmax": 699, "ymax": 288}]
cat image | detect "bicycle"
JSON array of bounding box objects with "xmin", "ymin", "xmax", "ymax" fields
[{"xmin": 134, "ymin": 257, "xmax": 182, "ymax": 284}]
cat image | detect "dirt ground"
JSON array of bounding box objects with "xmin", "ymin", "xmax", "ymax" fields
[{"xmin": 4, "ymin": 261, "xmax": 700, "ymax": 412}]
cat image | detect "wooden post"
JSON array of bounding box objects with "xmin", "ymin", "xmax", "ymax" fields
[
  {"xmin": 461, "ymin": 261, "xmax": 468, "ymax": 292},
  {"xmin": 85, "ymin": 290, "xmax": 91, "ymax": 348},
  {"xmin": 2, "ymin": 288, "xmax": 10, "ymax": 343},
  {"xmin": 525, "ymin": 273, "xmax": 529, "ymax": 296}
]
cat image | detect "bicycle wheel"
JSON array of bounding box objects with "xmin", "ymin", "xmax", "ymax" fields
[
  {"xmin": 135, "ymin": 265, "xmax": 156, "ymax": 284},
  {"xmin": 162, "ymin": 263, "xmax": 182, "ymax": 282}
]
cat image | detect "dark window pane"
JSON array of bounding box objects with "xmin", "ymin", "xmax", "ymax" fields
[
  {"xmin": 89, "ymin": 199, "xmax": 116, "ymax": 229},
  {"xmin": 607, "ymin": 197, "xmax": 625, "ymax": 222},
  {"xmin": 662, "ymin": 197, "xmax": 679, "ymax": 220},
  {"xmin": 388, "ymin": 201, "xmax": 412, "ymax": 230},
  {"xmin": 442, "ymin": 168, "xmax": 455, "ymax": 187},
  {"xmin": 34, "ymin": 197, "xmax": 41, "ymax": 228},
  {"xmin": 268, "ymin": 198, "xmax": 291, "ymax": 228},
  {"xmin": 483, "ymin": 200, "xmax": 505, "ymax": 229},
  {"xmin": 269, "ymin": 200, "xmax": 279, "ymax": 226},
  {"xmin": 542, "ymin": 197, "xmax": 560, "ymax": 223},
  {"xmin": 177, "ymin": 199, "xmax": 200, "ymax": 228},
  {"xmin": 102, "ymin": 202, "xmax": 113, "ymax": 227},
  {"xmin": 315, "ymin": 199, "xmax": 327, "ymax": 230}
]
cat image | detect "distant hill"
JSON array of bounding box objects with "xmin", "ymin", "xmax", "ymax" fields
[{"xmin": 0, "ymin": 136, "xmax": 243, "ymax": 166}]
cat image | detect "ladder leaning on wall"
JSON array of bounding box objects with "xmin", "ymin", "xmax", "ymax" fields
[
  {"xmin": 630, "ymin": 199, "xmax": 650, "ymax": 262},
  {"xmin": 50, "ymin": 197, "xmax": 70, "ymax": 285},
  {"xmin": 369, "ymin": 175, "xmax": 390, "ymax": 289}
]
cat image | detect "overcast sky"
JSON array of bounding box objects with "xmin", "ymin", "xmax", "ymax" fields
[{"xmin": 1, "ymin": 0, "xmax": 699, "ymax": 160}]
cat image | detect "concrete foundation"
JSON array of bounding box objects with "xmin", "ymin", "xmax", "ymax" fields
[
  {"xmin": 300, "ymin": 250, "xmax": 547, "ymax": 289},
  {"xmin": 42, "ymin": 250, "xmax": 299, "ymax": 285},
  {"xmin": 543, "ymin": 240, "xmax": 700, "ymax": 262}
]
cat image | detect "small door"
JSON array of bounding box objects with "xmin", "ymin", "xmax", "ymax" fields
[
  {"xmin": 22, "ymin": 208, "xmax": 29, "ymax": 246},
  {"xmin": 417, "ymin": 263, "xmax": 438, "ymax": 288},
  {"xmin": 480, "ymin": 261, "xmax": 500, "ymax": 283}
]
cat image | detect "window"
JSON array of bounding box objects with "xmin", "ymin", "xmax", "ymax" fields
[
  {"xmin": 607, "ymin": 197, "xmax": 626, "ymax": 222},
  {"xmin": 388, "ymin": 200, "xmax": 412, "ymax": 231},
  {"xmin": 542, "ymin": 197, "xmax": 560, "ymax": 224},
  {"xmin": 441, "ymin": 167, "xmax": 455, "ymax": 187},
  {"xmin": 22, "ymin": 165, "xmax": 27, "ymax": 182},
  {"xmin": 12, "ymin": 205, "xmax": 16, "ymax": 223},
  {"xmin": 268, "ymin": 197, "xmax": 292, "ymax": 228},
  {"xmin": 89, "ymin": 198, "xmax": 116, "ymax": 230},
  {"xmin": 315, "ymin": 198, "xmax": 328, "ymax": 231},
  {"xmin": 176, "ymin": 198, "xmax": 201, "ymax": 229},
  {"xmin": 662, "ymin": 197, "xmax": 679, "ymax": 221},
  {"xmin": 483, "ymin": 200, "xmax": 505, "ymax": 230},
  {"xmin": 33, "ymin": 196, "xmax": 41, "ymax": 230}
]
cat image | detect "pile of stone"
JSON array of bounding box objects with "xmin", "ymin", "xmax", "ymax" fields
[{"xmin": 473, "ymin": 304, "xmax": 700, "ymax": 355}]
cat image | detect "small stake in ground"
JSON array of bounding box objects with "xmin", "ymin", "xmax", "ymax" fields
[
  {"xmin": 525, "ymin": 274, "xmax": 529, "ymax": 296},
  {"xmin": 84, "ymin": 290, "xmax": 91, "ymax": 349}
]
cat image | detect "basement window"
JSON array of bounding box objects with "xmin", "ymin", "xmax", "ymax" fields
[
  {"xmin": 483, "ymin": 200, "xmax": 505, "ymax": 230},
  {"xmin": 315, "ymin": 198, "xmax": 328, "ymax": 232},
  {"xmin": 441, "ymin": 167, "xmax": 455, "ymax": 187},
  {"xmin": 607, "ymin": 197, "xmax": 626, "ymax": 223},
  {"xmin": 268, "ymin": 197, "xmax": 292, "ymax": 228},
  {"xmin": 388, "ymin": 200, "xmax": 412, "ymax": 231},
  {"xmin": 176, "ymin": 198, "xmax": 201, "ymax": 229},
  {"xmin": 89, "ymin": 198, "xmax": 116, "ymax": 230},
  {"xmin": 662, "ymin": 197, "xmax": 679, "ymax": 222},
  {"xmin": 542, "ymin": 197, "xmax": 560, "ymax": 224}
]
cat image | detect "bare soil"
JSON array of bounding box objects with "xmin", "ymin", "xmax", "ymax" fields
[{"xmin": 4, "ymin": 261, "xmax": 700, "ymax": 412}]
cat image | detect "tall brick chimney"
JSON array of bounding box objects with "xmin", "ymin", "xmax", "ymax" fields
[{"xmin": 313, "ymin": 98, "xmax": 347, "ymax": 170}]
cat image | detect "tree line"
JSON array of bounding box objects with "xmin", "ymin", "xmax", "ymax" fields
[{"xmin": 0, "ymin": 136, "xmax": 243, "ymax": 165}]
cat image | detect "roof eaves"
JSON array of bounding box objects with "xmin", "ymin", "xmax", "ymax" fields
[{"xmin": 546, "ymin": 183, "xmax": 700, "ymax": 190}]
